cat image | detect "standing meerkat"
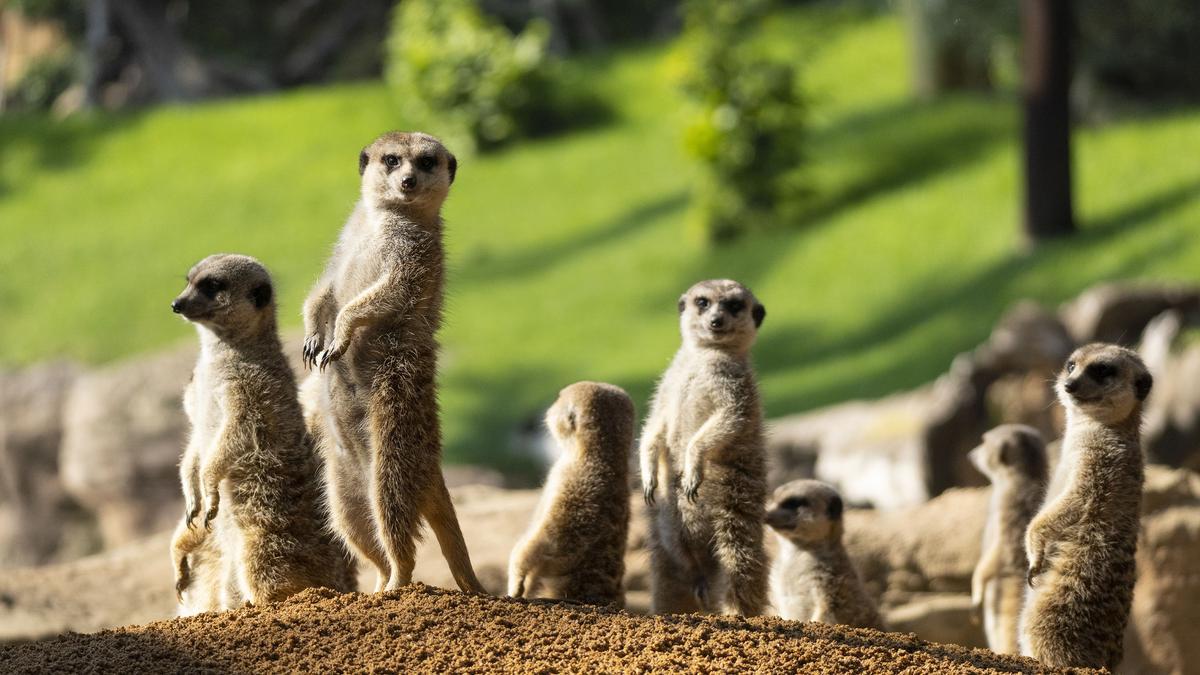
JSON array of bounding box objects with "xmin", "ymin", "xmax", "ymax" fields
[
  {"xmin": 508, "ymin": 381, "xmax": 634, "ymax": 606},
  {"xmin": 968, "ymin": 424, "xmax": 1048, "ymax": 654},
  {"xmin": 1020, "ymin": 343, "xmax": 1152, "ymax": 669},
  {"xmin": 301, "ymin": 131, "xmax": 483, "ymax": 593},
  {"xmin": 640, "ymin": 279, "xmax": 769, "ymax": 616},
  {"xmin": 170, "ymin": 254, "xmax": 356, "ymax": 610},
  {"xmin": 766, "ymin": 480, "xmax": 884, "ymax": 629}
]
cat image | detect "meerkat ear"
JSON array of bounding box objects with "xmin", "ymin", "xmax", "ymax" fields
[
  {"xmin": 678, "ymin": 295, "xmax": 687, "ymax": 314},
  {"xmin": 250, "ymin": 282, "xmax": 273, "ymax": 309},
  {"xmin": 752, "ymin": 303, "xmax": 766, "ymax": 328},
  {"xmin": 447, "ymin": 153, "xmax": 457, "ymax": 184},
  {"xmin": 827, "ymin": 494, "xmax": 843, "ymax": 520},
  {"xmin": 1135, "ymin": 372, "xmax": 1154, "ymax": 401},
  {"xmin": 358, "ymin": 149, "xmax": 369, "ymax": 176}
]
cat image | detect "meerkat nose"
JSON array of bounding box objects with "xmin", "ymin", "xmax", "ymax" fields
[
  {"xmin": 171, "ymin": 299, "xmax": 184, "ymax": 314},
  {"xmin": 1064, "ymin": 379, "xmax": 1080, "ymax": 393},
  {"xmin": 709, "ymin": 317, "xmax": 724, "ymax": 329},
  {"xmin": 400, "ymin": 175, "xmax": 416, "ymax": 189}
]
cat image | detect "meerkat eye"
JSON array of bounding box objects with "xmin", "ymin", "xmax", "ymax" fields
[
  {"xmin": 779, "ymin": 497, "xmax": 809, "ymax": 510},
  {"xmin": 695, "ymin": 297, "xmax": 710, "ymax": 311},
  {"xmin": 196, "ymin": 278, "xmax": 224, "ymax": 298},
  {"xmin": 417, "ymin": 155, "xmax": 437, "ymax": 171},
  {"xmin": 383, "ymin": 155, "xmax": 400, "ymax": 168},
  {"xmin": 1066, "ymin": 360, "xmax": 1076, "ymax": 374}
]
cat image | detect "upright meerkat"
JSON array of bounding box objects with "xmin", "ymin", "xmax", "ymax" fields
[
  {"xmin": 640, "ymin": 279, "xmax": 769, "ymax": 616},
  {"xmin": 301, "ymin": 131, "xmax": 483, "ymax": 593},
  {"xmin": 508, "ymin": 381, "xmax": 634, "ymax": 606},
  {"xmin": 170, "ymin": 254, "xmax": 356, "ymax": 609},
  {"xmin": 1020, "ymin": 343, "xmax": 1152, "ymax": 669},
  {"xmin": 968, "ymin": 424, "xmax": 1048, "ymax": 654},
  {"xmin": 766, "ymin": 480, "xmax": 883, "ymax": 629}
]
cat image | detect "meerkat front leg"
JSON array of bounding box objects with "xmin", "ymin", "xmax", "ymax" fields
[
  {"xmin": 507, "ymin": 534, "xmax": 545, "ymax": 598},
  {"xmin": 639, "ymin": 417, "xmax": 667, "ymax": 505},
  {"xmin": 681, "ymin": 411, "xmax": 735, "ymax": 502},
  {"xmin": 972, "ymin": 542, "xmax": 1002, "ymax": 609},
  {"xmin": 180, "ymin": 439, "xmax": 202, "ymax": 528},
  {"xmin": 317, "ymin": 273, "xmax": 407, "ymax": 369},
  {"xmin": 199, "ymin": 397, "xmax": 256, "ymax": 528},
  {"xmin": 302, "ymin": 280, "xmax": 336, "ymax": 369}
]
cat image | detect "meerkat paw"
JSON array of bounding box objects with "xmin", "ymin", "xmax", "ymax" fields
[
  {"xmin": 202, "ymin": 493, "xmax": 219, "ymax": 529},
  {"xmin": 184, "ymin": 499, "xmax": 200, "ymax": 529},
  {"xmin": 302, "ymin": 333, "xmax": 325, "ymax": 370},
  {"xmin": 175, "ymin": 556, "xmax": 191, "ymax": 602},
  {"xmin": 682, "ymin": 469, "xmax": 703, "ymax": 503},
  {"xmin": 643, "ymin": 477, "xmax": 658, "ymax": 506},
  {"xmin": 316, "ymin": 342, "xmax": 347, "ymax": 371},
  {"xmin": 692, "ymin": 577, "xmax": 709, "ymax": 609}
]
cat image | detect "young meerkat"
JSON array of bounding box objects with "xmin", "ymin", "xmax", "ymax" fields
[
  {"xmin": 170, "ymin": 254, "xmax": 355, "ymax": 609},
  {"xmin": 508, "ymin": 381, "xmax": 634, "ymax": 606},
  {"xmin": 968, "ymin": 424, "xmax": 1048, "ymax": 655},
  {"xmin": 766, "ymin": 480, "xmax": 884, "ymax": 629},
  {"xmin": 640, "ymin": 279, "xmax": 769, "ymax": 616},
  {"xmin": 1020, "ymin": 343, "xmax": 1152, "ymax": 670},
  {"xmin": 301, "ymin": 131, "xmax": 483, "ymax": 594}
]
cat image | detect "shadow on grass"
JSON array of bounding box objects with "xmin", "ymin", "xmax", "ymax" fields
[{"xmin": 0, "ymin": 112, "xmax": 137, "ymax": 198}]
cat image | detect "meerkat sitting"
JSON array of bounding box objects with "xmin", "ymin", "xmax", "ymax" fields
[
  {"xmin": 640, "ymin": 279, "xmax": 769, "ymax": 616},
  {"xmin": 766, "ymin": 480, "xmax": 883, "ymax": 629},
  {"xmin": 301, "ymin": 132, "xmax": 483, "ymax": 594},
  {"xmin": 508, "ymin": 381, "xmax": 634, "ymax": 606},
  {"xmin": 1020, "ymin": 343, "xmax": 1152, "ymax": 670},
  {"xmin": 968, "ymin": 424, "xmax": 1048, "ymax": 655},
  {"xmin": 170, "ymin": 254, "xmax": 355, "ymax": 609}
]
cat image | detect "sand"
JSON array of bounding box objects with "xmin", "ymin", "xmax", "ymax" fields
[{"xmin": 0, "ymin": 585, "xmax": 1089, "ymax": 674}]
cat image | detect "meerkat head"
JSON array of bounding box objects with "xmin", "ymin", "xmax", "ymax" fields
[
  {"xmin": 678, "ymin": 279, "xmax": 766, "ymax": 353},
  {"xmin": 1057, "ymin": 343, "xmax": 1153, "ymax": 427},
  {"xmin": 968, "ymin": 424, "xmax": 1048, "ymax": 485},
  {"xmin": 358, "ymin": 131, "xmax": 457, "ymax": 212},
  {"xmin": 545, "ymin": 381, "xmax": 635, "ymax": 460},
  {"xmin": 765, "ymin": 480, "xmax": 845, "ymax": 546},
  {"xmin": 172, "ymin": 254, "xmax": 275, "ymax": 337}
]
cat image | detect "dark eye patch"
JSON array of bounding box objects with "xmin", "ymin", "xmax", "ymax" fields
[
  {"xmin": 1086, "ymin": 362, "xmax": 1117, "ymax": 381},
  {"xmin": 196, "ymin": 278, "xmax": 224, "ymax": 298},
  {"xmin": 779, "ymin": 496, "xmax": 810, "ymax": 510},
  {"xmin": 721, "ymin": 299, "xmax": 745, "ymax": 315},
  {"xmin": 416, "ymin": 155, "xmax": 437, "ymax": 171}
]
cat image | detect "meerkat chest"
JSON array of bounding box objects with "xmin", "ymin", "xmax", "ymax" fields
[
  {"xmin": 772, "ymin": 546, "xmax": 826, "ymax": 618},
  {"xmin": 189, "ymin": 359, "xmax": 226, "ymax": 441},
  {"xmin": 331, "ymin": 232, "xmax": 388, "ymax": 305}
]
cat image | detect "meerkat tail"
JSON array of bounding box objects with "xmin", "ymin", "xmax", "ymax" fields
[{"xmin": 422, "ymin": 476, "xmax": 485, "ymax": 593}]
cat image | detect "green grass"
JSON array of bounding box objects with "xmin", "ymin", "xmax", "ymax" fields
[{"xmin": 3, "ymin": 6, "xmax": 1200, "ymax": 474}]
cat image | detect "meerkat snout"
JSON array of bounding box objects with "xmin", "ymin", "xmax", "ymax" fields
[{"xmin": 172, "ymin": 254, "xmax": 274, "ymax": 331}]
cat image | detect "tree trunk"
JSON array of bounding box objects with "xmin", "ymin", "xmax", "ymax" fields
[
  {"xmin": 1021, "ymin": 0, "xmax": 1076, "ymax": 246},
  {"xmin": 83, "ymin": 0, "xmax": 110, "ymax": 108}
]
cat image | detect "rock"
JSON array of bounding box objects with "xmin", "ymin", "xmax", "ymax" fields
[
  {"xmin": 1059, "ymin": 282, "xmax": 1200, "ymax": 346},
  {"xmin": 0, "ymin": 361, "xmax": 88, "ymax": 568}
]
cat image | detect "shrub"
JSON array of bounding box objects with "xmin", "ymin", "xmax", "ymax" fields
[
  {"xmin": 679, "ymin": 0, "xmax": 807, "ymax": 242},
  {"xmin": 386, "ymin": 0, "xmax": 556, "ymax": 152},
  {"xmin": 4, "ymin": 53, "xmax": 77, "ymax": 113}
]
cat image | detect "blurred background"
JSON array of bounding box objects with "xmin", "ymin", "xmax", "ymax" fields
[{"xmin": 2, "ymin": 0, "xmax": 1200, "ymax": 608}]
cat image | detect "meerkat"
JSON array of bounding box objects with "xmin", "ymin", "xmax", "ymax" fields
[
  {"xmin": 968, "ymin": 424, "xmax": 1048, "ymax": 654},
  {"xmin": 1019, "ymin": 343, "xmax": 1152, "ymax": 669},
  {"xmin": 169, "ymin": 254, "xmax": 356, "ymax": 609},
  {"xmin": 766, "ymin": 480, "xmax": 883, "ymax": 629},
  {"xmin": 508, "ymin": 381, "xmax": 634, "ymax": 606},
  {"xmin": 640, "ymin": 279, "xmax": 769, "ymax": 616},
  {"xmin": 301, "ymin": 131, "xmax": 483, "ymax": 594}
]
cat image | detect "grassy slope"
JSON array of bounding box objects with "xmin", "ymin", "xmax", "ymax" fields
[{"xmin": 2, "ymin": 7, "xmax": 1199, "ymax": 471}]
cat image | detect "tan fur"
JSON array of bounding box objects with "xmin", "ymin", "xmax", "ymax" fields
[
  {"xmin": 301, "ymin": 131, "xmax": 482, "ymax": 593},
  {"xmin": 1020, "ymin": 343, "xmax": 1152, "ymax": 669},
  {"xmin": 767, "ymin": 480, "xmax": 883, "ymax": 629},
  {"xmin": 968, "ymin": 424, "xmax": 1048, "ymax": 654},
  {"xmin": 640, "ymin": 279, "xmax": 769, "ymax": 616},
  {"xmin": 508, "ymin": 382, "xmax": 634, "ymax": 606},
  {"xmin": 169, "ymin": 254, "xmax": 356, "ymax": 611}
]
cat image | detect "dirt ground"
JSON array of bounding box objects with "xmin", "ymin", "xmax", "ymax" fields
[{"xmin": 0, "ymin": 584, "xmax": 1086, "ymax": 674}]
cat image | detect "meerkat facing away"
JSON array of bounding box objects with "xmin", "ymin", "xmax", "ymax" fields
[
  {"xmin": 1020, "ymin": 343, "xmax": 1152, "ymax": 669},
  {"xmin": 641, "ymin": 279, "xmax": 769, "ymax": 616},
  {"xmin": 301, "ymin": 132, "xmax": 483, "ymax": 594},
  {"xmin": 968, "ymin": 424, "xmax": 1048, "ymax": 654},
  {"xmin": 170, "ymin": 254, "xmax": 356, "ymax": 608},
  {"xmin": 766, "ymin": 480, "xmax": 883, "ymax": 629},
  {"xmin": 508, "ymin": 381, "xmax": 634, "ymax": 606}
]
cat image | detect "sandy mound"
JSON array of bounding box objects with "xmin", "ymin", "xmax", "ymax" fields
[{"xmin": 0, "ymin": 585, "xmax": 1084, "ymax": 674}]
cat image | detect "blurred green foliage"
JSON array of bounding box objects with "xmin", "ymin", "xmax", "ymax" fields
[
  {"xmin": 4, "ymin": 53, "xmax": 77, "ymax": 112},
  {"xmin": 387, "ymin": 0, "xmax": 556, "ymax": 152},
  {"xmin": 679, "ymin": 0, "xmax": 807, "ymax": 242}
]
